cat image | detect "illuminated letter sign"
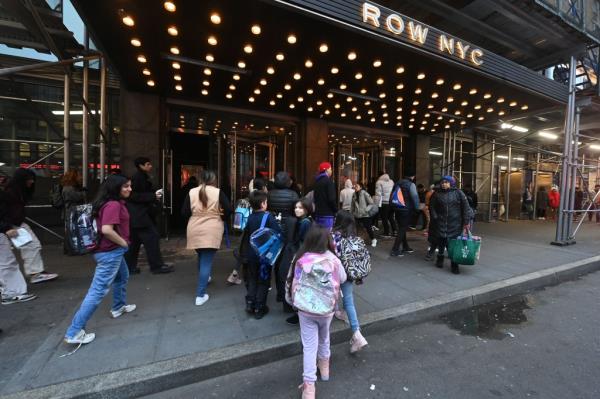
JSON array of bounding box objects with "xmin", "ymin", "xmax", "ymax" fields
[{"xmin": 361, "ymin": 2, "xmax": 484, "ymax": 66}]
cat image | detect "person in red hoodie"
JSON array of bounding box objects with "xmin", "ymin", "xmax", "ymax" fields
[{"xmin": 548, "ymin": 185, "xmax": 561, "ymax": 220}]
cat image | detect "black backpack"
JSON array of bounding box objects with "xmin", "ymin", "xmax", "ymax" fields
[{"xmin": 50, "ymin": 183, "xmax": 64, "ymax": 209}]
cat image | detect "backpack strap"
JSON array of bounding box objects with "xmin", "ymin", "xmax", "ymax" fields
[{"xmin": 260, "ymin": 212, "xmax": 269, "ymax": 229}]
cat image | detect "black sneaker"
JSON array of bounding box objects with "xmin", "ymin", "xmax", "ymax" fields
[
  {"xmin": 286, "ymin": 314, "xmax": 299, "ymax": 325},
  {"xmin": 389, "ymin": 250, "xmax": 404, "ymax": 257},
  {"xmin": 402, "ymin": 248, "xmax": 414, "ymax": 254},
  {"xmin": 255, "ymin": 305, "xmax": 270, "ymax": 320},
  {"xmin": 245, "ymin": 302, "xmax": 255, "ymax": 315},
  {"xmin": 151, "ymin": 265, "xmax": 174, "ymax": 274},
  {"xmin": 435, "ymin": 256, "xmax": 444, "ymax": 268},
  {"xmin": 451, "ymin": 263, "xmax": 460, "ymax": 274}
]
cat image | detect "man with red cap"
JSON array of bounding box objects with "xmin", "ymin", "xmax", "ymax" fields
[{"xmin": 313, "ymin": 161, "xmax": 337, "ymax": 230}]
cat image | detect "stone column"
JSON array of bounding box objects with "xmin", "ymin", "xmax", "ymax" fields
[
  {"xmin": 302, "ymin": 118, "xmax": 329, "ymax": 188},
  {"xmin": 415, "ymin": 134, "xmax": 430, "ymax": 185}
]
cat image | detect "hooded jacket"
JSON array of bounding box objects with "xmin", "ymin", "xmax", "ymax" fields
[
  {"xmin": 375, "ymin": 174, "xmax": 394, "ymax": 205},
  {"xmin": 548, "ymin": 189, "xmax": 560, "ymax": 208},
  {"xmin": 339, "ymin": 179, "xmax": 354, "ymax": 211},
  {"xmin": 429, "ymin": 187, "xmax": 472, "ymax": 239},
  {"xmin": 268, "ymin": 172, "xmax": 299, "ymax": 218},
  {"xmin": 351, "ymin": 189, "xmax": 374, "ymax": 218},
  {"xmin": 0, "ymin": 168, "xmax": 35, "ymax": 233},
  {"xmin": 313, "ymin": 172, "xmax": 337, "ymax": 217}
]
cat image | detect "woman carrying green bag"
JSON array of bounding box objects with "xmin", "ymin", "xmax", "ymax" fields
[{"xmin": 425, "ymin": 176, "xmax": 472, "ymax": 274}]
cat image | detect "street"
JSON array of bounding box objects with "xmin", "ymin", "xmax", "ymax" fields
[{"xmin": 146, "ymin": 271, "xmax": 600, "ymax": 399}]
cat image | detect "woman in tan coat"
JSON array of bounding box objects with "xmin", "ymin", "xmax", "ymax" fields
[{"xmin": 181, "ymin": 170, "xmax": 231, "ymax": 306}]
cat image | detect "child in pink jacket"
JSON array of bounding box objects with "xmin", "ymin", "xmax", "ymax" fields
[{"xmin": 287, "ymin": 226, "xmax": 346, "ymax": 399}]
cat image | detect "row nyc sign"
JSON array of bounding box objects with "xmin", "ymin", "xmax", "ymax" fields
[{"xmin": 362, "ymin": 2, "xmax": 484, "ymax": 66}]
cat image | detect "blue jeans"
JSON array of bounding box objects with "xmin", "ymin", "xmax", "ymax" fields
[
  {"xmin": 196, "ymin": 249, "xmax": 217, "ymax": 297},
  {"xmin": 341, "ymin": 281, "xmax": 360, "ymax": 333},
  {"xmin": 65, "ymin": 247, "xmax": 129, "ymax": 338}
]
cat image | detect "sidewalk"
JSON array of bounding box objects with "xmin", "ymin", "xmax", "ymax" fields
[{"xmin": 1, "ymin": 220, "xmax": 598, "ymax": 397}]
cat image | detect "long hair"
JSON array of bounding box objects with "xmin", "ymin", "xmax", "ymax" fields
[
  {"xmin": 294, "ymin": 226, "xmax": 333, "ymax": 267},
  {"xmin": 296, "ymin": 198, "xmax": 313, "ymax": 218},
  {"xmin": 333, "ymin": 210, "xmax": 357, "ymax": 237},
  {"xmin": 92, "ymin": 174, "xmax": 129, "ymax": 217},
  {"xmin": 7, "ymin": 168, "xmax": 36, "ymax": 202},
  {"xmin": 198, "ymin": 169, "xmax": 217, "ymax": 208},
  {"xmin": 61, "ymin": 168, "xmax": 81, "ymax": 187}
]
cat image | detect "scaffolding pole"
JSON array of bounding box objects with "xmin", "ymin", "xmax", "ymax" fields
[
  {"xmin": 99, "ymin": 58, "xmax": 107, "ymax": 181},
  {"xmin": 488, "ymin": 139, "xmax": 496, "ymax": 222},
  {"xmin": 82, "ymin": 29, "xmax": 89, "ymax": 188},
  {"xmin": 505, "ymin": 144, "xmax": 512, "ymax": 222},
  {"xmin": 63, "ymin": 74, "xmax": 70, "ymax": 171},
  {"xmin": 533, "ymin": 151, "xmax": 541, "ymax": 219}
]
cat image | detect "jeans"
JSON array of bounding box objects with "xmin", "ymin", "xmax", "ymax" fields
[
  {"xmin": 379, "ymin": 204, "xmax": 397, "ymax": 235},
  {"xmin": 66, "ymin": 247, "xmax": 129, "ymax": 338},
  {"xmin": 299, "ymin": 312, "xmax": 333, "ymax": 383},
  {"xmin": 196, "ymin": 249, "xmax": 217, "ymax": 297},
  {"xmin": 392, "ymin": 210, "xmax": 411, "ymax": 252},
  {"xmin": 341, "ymin": 281, "xmax": 360, "ymax": 332},
  {"xmin": 125, "ymin": 225, "xmax": 165, "ymax": 271}
]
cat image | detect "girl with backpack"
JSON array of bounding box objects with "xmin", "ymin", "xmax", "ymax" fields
[
  {"xmin": 287, "ymin": 226, "xmax": 346, "ymax": 399},
  {"xmin": 332, "ymin": 210, "xmax": 369, "ymax": 353}
]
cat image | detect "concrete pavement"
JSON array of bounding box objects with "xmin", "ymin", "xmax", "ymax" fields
[{"xmin": 0, "ymin": 220, "xmax": 599, "ymax": 398}]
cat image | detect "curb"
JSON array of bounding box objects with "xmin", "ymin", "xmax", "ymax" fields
[{"xmin": 3, "ymin": 255, "xmax": 600, "ymax": 399}]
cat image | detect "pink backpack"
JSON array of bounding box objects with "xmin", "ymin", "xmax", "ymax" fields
[{"xmin": 287, "ymin": 251, "xmax": 343, "ymax": 316}]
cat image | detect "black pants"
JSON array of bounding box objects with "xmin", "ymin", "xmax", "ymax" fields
[
  {"xmin": 429, "ymin": 237, "xmax": 458, "ymax": 266},
  {"xmin": 125, "ymin": 225, "xmax": 165, "ymax": 271},
  {"xmin": 392, "ymin": 210, "xmax": 411, "ymax": 251},
  {"xmin": 380, "ymin": 204, "xmax": 397, "ymax": 235},
  {"xmin": 244, "ymin": 261, "xmax": 271, "ymax": 310},
  {"xmin": 357, "ymin": 217, "xmax": 375, "ymax": 240}
]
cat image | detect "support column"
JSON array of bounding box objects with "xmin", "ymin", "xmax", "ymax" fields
[
  {"xmin": 303, "ymin": 118, "xmax": 329, "ymax": 187},
  {"xmin": 99, "ymin": 58, "xmax": 107, "ymax": 181},
  {"xmin": 82, "ymin": 29, "xmax": 89, "ymax": 187},
  {"xmin": 415, "ymin": 134, "xmax": 430, "ymax": 186},
  {"xmin": 533, "ymin": 151, "xmax": 541, "ymax": 220},
  {"xmin": 505, "ymin": 144, "xmax": 511, "ymax": 222}
]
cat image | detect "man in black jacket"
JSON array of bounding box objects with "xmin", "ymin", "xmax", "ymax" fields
[
  {"xmin": 125, "ymin": 157, "xmax": 173, "ymax": 274},
  {"xmin": 390, "ymin": 172, "xmax": 420, "ymax": 257},
  {"xmin": 313, "ymin": 162, "xmax": 337, "ymax": 230}
]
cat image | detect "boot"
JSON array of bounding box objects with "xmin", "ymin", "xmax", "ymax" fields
[
  {"xmin": 350, "ymin": 330, "xmax": 368, "ymax": 354},
  {"xmin": 435, "ymin": 255, "xmax": 444, "ymax": 268},
  {"xmin": 317, "ymin": 357, "xmax": 330, "ymax": 381},
  {"xmin": 451, "ymin": 262, "xmax": 460, "ymax": 274},
  {"xmin": 298, "ymin": 382, "xmax": 316, "ymax": 399},
  {"xmin": 245, "ymin": 301, "xmax": 255, "ymax": 315}
]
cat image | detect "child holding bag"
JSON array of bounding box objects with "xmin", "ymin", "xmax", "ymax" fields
[{"xmin": 286, "ymin": 226, "xmax": 346, "ymax": 399}]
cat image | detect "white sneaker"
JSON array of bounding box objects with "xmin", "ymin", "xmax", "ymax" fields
[
  {"xmin": 65, "ymin": 329, "xmax": 95, "ymax": 345},
  {"xmin": 195, "ymin": 294, "xmax": 209, "ymax": 306},
  {"xmin": 110, "ymin": 304, "xmax": 137, "ymax": 319},
  {"xmin": 227, "ymin": 270, "xmax": 243, "ymax": 285},
  {"xmin": 350, "ymin": 330, "xmax": 368, "ymax": 354},
  {"xmin": 371, "ymin": 239, "xmax": 378, "ymax": 248},
  {"xmin": 1, "ymin": 293, "xmax": 37, "ymax": 305},
  {"xmin": 30, "ymin": 272, "xmax": 58, "ymax": 284}
]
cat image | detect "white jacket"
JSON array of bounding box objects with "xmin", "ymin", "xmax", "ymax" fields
[
  {"xmin": 375, "ymin": 174, "xmax": 395, "ymax": 204},
  {"xmin": 339, "ymin": 179, "xmax": 355, "ymax": 211}
]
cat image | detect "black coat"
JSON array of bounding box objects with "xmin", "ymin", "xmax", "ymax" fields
[
  {"xmin": 126, "ymin": 170, "xmax": 159, "ymax": 228},
  {"xmin": 268, "ymin": 188, "xmax": 299, "ymax": 218},
  {"xmin": 313, "ymin": 173, "xmax": 337, "ymax": 217},
  {"xmin": 429, "ymin": 188, "xmax": 472, "ymax": 239}
]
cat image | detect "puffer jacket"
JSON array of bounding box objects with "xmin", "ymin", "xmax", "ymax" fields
[
  {"xmin": 429, "ymin": 188, "xmax": 472, "ymax": 239},
  {"xmin": 351, "ymin": 189, "xmax": 374, "ymax": 218},
  {"xmin": 268, "ymin": 177, "xmax": 299, "ymax": 218},
  {"xmin": 339, "ymin": 179, "xmax": 354, "ymax": 211},
  {"xmin": 375, "ymin": 174, "xmax": 394, "ymax": 204}
]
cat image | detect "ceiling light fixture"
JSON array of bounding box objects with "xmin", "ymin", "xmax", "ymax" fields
[
  {"xmin": 143, "ymin": 68, "xmax": 151, "ymax": 76},
  {"xmin": 244, "ymin": 44, "xmax": 253, "ymax": 53},
  {"xmin": 205, "ymin": 54, "xmax": 214, "ymax": 62},
  {"xmin": 417, "ymin": 73, "xmax": 425, "ymax": 79},
  {"xmin": 168, "ymin": 26, "xmax": 178, "ymax": 36},
  {"xmin": 164, "ymin": 1, "xmax": 176, "ymax": 12},
  {"xmin": 208, "ymin": 36, "xmax": 218, "ymax": 46},
  {"xmin": 170, "ymin": 46, "xmax": 179, "ymax": 55},
  {"xmin": 233, "ymin": 74, "xmax": 240, "ymax": 80},
  {"xmin": 319, "ymin": 43, "xmax": 328, "ymax": 52},
  {"xmin": 210, "ymin": 13, "xmax": 221, "ymax": 24},
  {"xmin": 137, "ymin": 55, "xmax": 147, "ymax": 63},
  {"xmin": 267, "ymin": 67, "xmax": 275, "ymax": 74},
  {"xmin": 288, "ymin": 34, "xmax": 297, "ymax": 44},
  {"xmin": 175, "ymin": 84, "xmax": 182, "ymax": 91},
  {"xmin": 203, "ymin": 68, "xmax": 211, "ymax": 75},
  {"xmin": 251, "ymin": 25, "xmax": 261, "ymax": 35},
  {"xmin": 147, "ymin": 80, "xmax": 155, "ymax": 87},
  {"xmin": 276, "ymin": 53, "xmax": 285, "ymax": 61},
  {"xmin": 348, "ymin": 52, "xmax": 357, "ymax": 60},
  {"xmin": 436, "ymin": 78, "xmax": 444, "ymax": 85},
  {"xmin": 305, "ymin": 59, "xmax": 313, "ymax": 68},
  {"xmin": 172, "ymin": 61, "xmax": 180, "ymax": 69},
  {"xmin": 130, "ymin": 38, "xmax": 141, "ymax": 47},
  {"xmin": 453, "ymin": 83, "xmax": 461, "ymax": 90},
  {"xmin": 122, "ymin": 15, "xmax": 135, "ymax": 26},
  {"xmin": 469, "ymin": 88, "xmax": 477, "ymax": 95},
  {"xmin": 539, "ymin": 131, "xmax": 558, "ymax": 140},
  {"xmin": 373, "ymin": 60, "xmax": 382, "ymax": 67},
  {"xmin": 238, "ymin": 61, "xmax": 246, "ymax": 68}
]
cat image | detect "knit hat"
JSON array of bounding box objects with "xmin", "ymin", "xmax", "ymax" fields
[
  {"xmin": 319, "ymin": 162, "xmax": 332, "ymax": 172},
  {"xmin": 441, "ymin": 175, "xmax": 455, "ymax": 185}
]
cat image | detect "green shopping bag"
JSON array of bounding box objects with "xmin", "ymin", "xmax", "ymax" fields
[{"xmin": 448, "ymin": 231, "xmax": 481, "ymax": 265}]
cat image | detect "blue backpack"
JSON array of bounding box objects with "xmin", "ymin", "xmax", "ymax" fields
[
  {"xmin": 233, "ymin": 199, "xmax": 251, "ymax": 231},
  {"xmin": 390, "ymin": 184, "xmax": 407, "ymax": 209},
  {"xmin": 249, "ymin": 213, "xmax": 283, "ymax": 266}
]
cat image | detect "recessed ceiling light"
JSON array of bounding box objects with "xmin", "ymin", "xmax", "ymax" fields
[
  {"xmin": 436, "ymin": 78, "xmax": 444, "ymax": 85},
  {"xmin": 164, "ymin": 1, "xmax": 176, "ymax": 12},
  {"xmin": 461, "ymin": 101, "xmax": 468, "ymax": 106},
  {"xmin": 417, "ymin": 73, "xmax": 426, "ymax": 79},
  {"xmin": 276, "ymin": 53, "xmax": 285, "ymax": 61},
  {"xmin": 122, "ymin": 15, "xmax": 135, "ymax": 26},
  {"xmin": 137, "ymin": 55, "xmax": 147, "ymax": 63},
  {"xmin": 238, "ymin": 61, "xmax": 246, "ymax": 68},
  {"xmin": 373, "ymin": 60, "xmax": 382, "ymax": 67},
  {"xmin": 484, "ymin": 93, "xmax": 492, "ymax": 99},
  {"xmin": 249, "ymin": 97, "xmax": 255, "ymax": 103},
  {"xmin": 260, "ymin": 79, "xmax": 267, "ymax": 86},
  {"xmin": 267, "ymin": 67, "xmax": 275, "ymax": 74},
  {"xmin": 413, "ymin": 100, "xmax": 419, "ymax": 105},
  {"xmin": 130, "ymin": 38, "xmax": 141, "ymax": 47},
  {"xmin": 348, "ymin": 52, "xmax": 357, "ymax": 60},
  {"xmin": 487, "ymin": 107, "xmax": 494, "ymax": 113},
  {"xmin": 284, "ymin": 84, "xmax": 291, "ymax": 90},
  {"xmin": 226, "ymin": 93, "xmax": 233, "ymax": 99},
  {"xmin": 474, "ymin": 104, "xmax": 481, "ymax": 109},
  {"xmin": 411, "ymin": 110, "xmax": 417, "ymax": 115},
  {"xmin": 288, "ymin": 34, "xmax": 297, "ymax": 44},
  {"xmin": 269, "ymin": 100, "xmax": 275, "ymax": 106},
  {"xmin": 377, "ymin": 78, "xmax": 384, "ymax": 85},
  {"xmin": 478, "ymin": 116, "xmax": 484, "ymax": 120},
  {"xmin": 341, "ymin": 113, "xmax": 346, "ymax": 117},
  {"xmin": 319, "ymin": 43, "xmax": 328, "ymax": 52},
  {"xmin": 360, "ymin": 88, "xmax": 367, "ymax": 94},
  {"xmin": 203, "ymin": 68, "xmax": 211, "ymax": 75},
  {"xmin": 331, "ymin": 67, "xmax": 339, "ymax": 74},
  {"xmin": 143, "ymin": 68, "xmax": 151, "ymax": 76},
  {"xmin": 167, "ymin": 26, "xmax": 178, "ymax": 36},
  {"xmin": 277, "ymin": 93, "xmax": 283, "ymax": 98},
  {"xmin": 251, "ymin": 25, "xmax": 261, "ymax": 35},
  {"xmin": 317, "ymin": 100, "xmax": 323, "ymax": 105},
  {"xmin": 454, "ymin": 110, "xmax": 461, "ymax": 115},
  {"xmin": 254, "ymin": 88, "xmax": 261, "ymax": 95},
  {"xmin": 396, "ymin": 97, "xmax": 403, "ymax": 102},
  {"xmin": 205, "ymin": 54, "xmax": 214, "ymax": 62},
  {"xmin": 208, "ymin": 36, "xmax": 218, "ymax": 46},
  {"xmin": 453, "ymin": 83, "xmax": 461, "ymax": 90},
  {"xmin": 431, "ymin": 93, "xmax": 439, "ymax": 98},
  {"xmin": 294, "ymin": 73, "xmax": 301, "ymax": 80},
  {"xmin": 170, "ymin": 46, "xmax": 179, "ymax": 55},
  {"xmin": 340, "ymin": 83, "xmax": 347, "ymax": 90},
  {"xmin": 415, "ymin": 88, "xmax": 422, "ymax": 94},
  {"xmin": 290, "ymin": 104, "xmax": 296, "ymax": 109},
  {"xmin": 305, "ymin": 59, "xmax": 313, "ymax": 68},
  {"xmin": 509, "ymin": 101, "xmax": 518, "ymax": 107},
  {"xmin": 396, "ymin": 83, "xmax": 404, "ymax": 90},
  {"xmin": 355, "ymin": 72, "xmax": 363, "ymax": 80},
  {"xmin": 469, "ymin": 88, "xmax": 477, "ymax": 95},
  {"xmin": 328, "ymin": 93, "xmax": 334, "ymax": 99},
  {"xmin": 202, "ymin": 89, "xmax": 208, "ymax": 96},
  {"xmin": 202, "ymin": 80, "xmax": 209, "ymax": 86},
  {"xmin": 172, "ymin": 62, "xmax": 180, "ymax": 69},
  {"xmin": 447, "ymin": 97, "xmax": 454, "ymax": 102},
  {"xmin": 467, "ymin": 113, "xmax": 473, "ymax": 118},
  {"xmin": 318, "ymin": 78, "xmax": 325, "ymax": 85},
  {"xmin": 175, "ymin": 84, "xmax": 182, "ymax": 91},
  {"xmin": 229, "ymin": 84, "xmax": 236, "ymax": 90},
  {"xmin": 233, "ymin": 74, "xmax": 240, "ymax": 80},
  {"xmin": 298, "ymin": 97, "xmax": 304, "ymax": 102},
  {"xmin": 346, "ymin": 96, "xmax": 352, "ymax": 102},
  {"xmin": 442, "ymin": 107, "xmax": 448, "ymax": 112},
  {"xmin": 498, "ymin": 110, "xmax": 505, "ymax": 115},
  {"xmin": 307, "ymin": 88, "xmax": 314, "ymax": 94},
  {"xmin": 244, "ymin": 44, "xmax": 253, "ymax": 53},
  {"xmin": 147, "ymin": 80, "xmax": 155, "ymax": 87},
  {"xmin": 497, "ymin": 97, "xmax": 505, "ymax": 103},
  {"xmin": 521, "ymin": 105, "xmax": 529, "ymax": 110},
  {"xmin": 428, "ymin": 104, "xmax": 434, "ymax": 109},
  {"xmin": 210, "ymin": 13, "xmax": 221, "ymax": 24},
  {"xmin": 396, "ymin": 66, "xmax": 405, "ymax": 74},
  {"xmin": 308, "ymin": 107, "xmax": 314, "ymax": 112}
]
